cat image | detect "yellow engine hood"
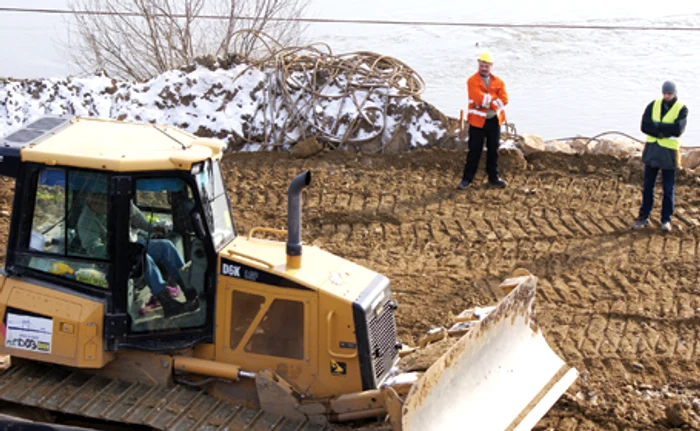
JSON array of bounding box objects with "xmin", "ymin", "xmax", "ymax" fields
[{"xmin": 220, "ymin": 236, "xmax": 382, "ymax": 301}]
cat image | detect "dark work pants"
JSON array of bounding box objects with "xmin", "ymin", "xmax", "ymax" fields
[
  {"xmin": 462, "ymin": 117, "xmax": 501, "ymax": 182},
  {"xmin": 638, "ymin": 164, "xmax": 676, "ymax": 223}
]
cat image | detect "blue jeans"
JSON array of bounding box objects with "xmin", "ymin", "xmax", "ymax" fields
[
  {"xmin": 141, "ymin": 239, "xmax": 185, "ymax": 295},
  {"xmin": 639, "ymin": 165, "xmax": 675, "ymax": 224}
]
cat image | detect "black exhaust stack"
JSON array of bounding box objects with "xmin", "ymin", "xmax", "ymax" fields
[{"xmin": 286, "ymin": 171, "xmax": 311, "ymax": 269}]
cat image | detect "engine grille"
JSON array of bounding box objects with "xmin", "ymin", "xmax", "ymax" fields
[{"xmin": 366, "ymin": 300, "xmax": 398, "ymax": 382}]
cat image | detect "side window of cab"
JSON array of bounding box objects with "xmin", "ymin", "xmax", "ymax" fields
[{"xmin": 17, "ymin": 167, "xmax": 112, "ymax": 291}]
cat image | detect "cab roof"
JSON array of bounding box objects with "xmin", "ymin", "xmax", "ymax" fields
[{"xmin": 1, "ymin": 116, "xmax": 224, "ymax": 174}]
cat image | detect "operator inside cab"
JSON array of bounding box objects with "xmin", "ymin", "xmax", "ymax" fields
[{"xmin": 78, "ymin": 191, "xmax": 199, "ymax": 318}]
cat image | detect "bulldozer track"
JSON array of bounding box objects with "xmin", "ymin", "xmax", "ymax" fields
[{"xmin": 0, "ymin": 361, "xmax": 330, "ymax": 431}]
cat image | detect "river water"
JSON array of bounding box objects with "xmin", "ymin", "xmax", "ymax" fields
[{"xmin": 3, "ymin": 0, "xmax": 700, "ymax": 145}]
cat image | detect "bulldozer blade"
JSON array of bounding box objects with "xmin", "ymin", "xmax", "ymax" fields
[{"xmin": 401, "ymin": 275, "xmax": 577, "ymax": 431}]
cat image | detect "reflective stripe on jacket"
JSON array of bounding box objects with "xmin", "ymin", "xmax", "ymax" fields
[
  {"xmin": 466, "ymin": 72, "xmax": 508, "ymax": 128},
  {"xmin": 646, "ymin": 98, "xmax": 684, "ymax": 150}
]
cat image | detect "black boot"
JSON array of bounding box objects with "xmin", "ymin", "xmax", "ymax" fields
[
  {"xmin": 181, "ymin": 286, "xmax": 199, "ymax": 302},
  {"xmin": 175, "ymin": 276, "xmax": 199, "ymax": 302},
  {"xmin": 155, "ymin": 289, "xmax": 199, "ymax": 318},
  {"xmin": 488, "ymin": 177, "xmax": 507, "ymax": 188}
]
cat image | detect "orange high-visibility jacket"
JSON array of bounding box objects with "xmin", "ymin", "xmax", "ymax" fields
[{"xmin": 466, "ymin": 72, "xmax": 508, "ymax": 128}]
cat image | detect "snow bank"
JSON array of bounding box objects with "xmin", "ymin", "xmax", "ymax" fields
[{"xmin": 0, "ymin": 60, "xmax": 451, "ymax": 153}]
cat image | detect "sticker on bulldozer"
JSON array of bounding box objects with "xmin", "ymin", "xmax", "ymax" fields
[
  {"xmin": 331, "ymin": 359, "xmax": 347, "ymax": 375},
  {"xmin": 5, "ymin": 313, "xmax": 52, "ymax": 354}
]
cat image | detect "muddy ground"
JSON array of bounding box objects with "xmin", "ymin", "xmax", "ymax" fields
[
  {"xmin": 221, "ymin": 148, "xmax": 700, "ymax": 430},
  {"xmin": 1, "ymin": 148, "xmax": 699, "ymax": 430}
]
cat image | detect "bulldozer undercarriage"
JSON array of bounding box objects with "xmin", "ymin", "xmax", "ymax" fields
[{"xmin": 0, "ymin": 359, "xmax": 332, "ymax": 431}]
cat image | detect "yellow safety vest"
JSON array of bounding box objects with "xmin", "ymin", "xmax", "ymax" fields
[{"xmin": 646, "ymin": 98, "xmax": 684, "ymax": 150}]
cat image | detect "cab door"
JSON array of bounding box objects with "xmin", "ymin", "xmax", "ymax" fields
[{"xmin": 112, "ymin": 174, "xmax": 216, "ymax": 351}]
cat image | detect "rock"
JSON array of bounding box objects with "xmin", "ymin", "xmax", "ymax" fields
[
  {"xmin": 682, "ymin": 149, "xmax": 700, "ymax": 170},
  {"xmin": 499, "ymin": 147, "xmax": 527, "ymax": 173},
  {"xmin": 545, "ymin": 140, "xmax": 575, "ymax": 154},
  {"xmin": 519, "ymin": 134, "xmax": 545, "ymax": 156},
  {"xmin": 569, "ymin": 138, "xmax": 594, "ymax": 154},
  {"xmin": 290, "ymin": 137, "xmax": 323, "ymax": 158},
  {"xmin": 384, "ymin": 127, "xmax": 410, "ymax": 155},
  {"xmin": 692, "ymin": 398, "xmax": 700, "ymax": 414},
  {"xmin": 666, "ymin": 402, "xmax": 691, "ymax": 428},
  {"xmin": 359, "ymin": 135, "xmax": 383, "ymax": 154},
  {"xmin": 591, "ymin": 137, "xmax": 644, "ymax": 159}
]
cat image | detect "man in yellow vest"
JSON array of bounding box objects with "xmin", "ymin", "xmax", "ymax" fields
[{"xmin": 632, "ymin": 81, "xmax": 688, "ymax": 232}]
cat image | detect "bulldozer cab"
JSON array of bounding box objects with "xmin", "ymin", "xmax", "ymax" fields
[{"xmin": 2, "ymin": 117, "xmax": 232, "ymax": 353}]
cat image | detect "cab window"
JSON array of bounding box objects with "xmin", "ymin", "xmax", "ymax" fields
[
  {"xmin": 194, "ymin": 160, "xmax": 234, "ymax": 250},
  {"xmin": 17, "ymin": 168, "xmax": 111, "ymax": 290},
  {"xmin": 126, "ymin": 177, "xmax": 209, "ymax": 333}
]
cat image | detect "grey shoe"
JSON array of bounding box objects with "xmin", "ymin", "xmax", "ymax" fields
[
  {"xmin": 661, "ymin": 222, "xmax": 671, "ymax": 232},
  {"xmin": 632, "ymin": 218, "xmax": 650, "ymax": 229},
  {"xmin": 457, "ymin": 179, "xmax": 471, "ymax": 190}
]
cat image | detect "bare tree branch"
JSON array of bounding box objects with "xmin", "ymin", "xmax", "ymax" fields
[{"xmin": 64, "ymin": 0, "xmax": 309, "ymax": 80}]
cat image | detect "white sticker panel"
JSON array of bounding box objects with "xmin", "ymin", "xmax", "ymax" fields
[{"xmin": 5, "ymin": 313, "xmax": 53, "ymax": 354}]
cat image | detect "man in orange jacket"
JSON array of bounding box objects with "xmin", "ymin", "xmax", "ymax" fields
[{"xmin": 457, "ymin": 51, "xmax": 509, "ymax": 189}]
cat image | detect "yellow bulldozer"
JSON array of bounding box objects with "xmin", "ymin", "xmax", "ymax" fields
[{"xmin": 0, "ymin": 117, "xmax": 577, "ymax": 430}]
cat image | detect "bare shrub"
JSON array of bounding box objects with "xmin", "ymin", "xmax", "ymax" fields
[{"xmin": 66, "ymin": 0, "xmax": 308, "ymax": 81}]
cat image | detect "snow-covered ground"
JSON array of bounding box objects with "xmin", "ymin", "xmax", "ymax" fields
[{"xmin": 0, "ymin": 60, "xmax": 449, "ymax": 151}]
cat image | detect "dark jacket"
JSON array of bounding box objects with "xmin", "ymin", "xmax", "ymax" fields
[{"xmin": 640, "ymin": 97, "xmax": 688, "ymax": 170}]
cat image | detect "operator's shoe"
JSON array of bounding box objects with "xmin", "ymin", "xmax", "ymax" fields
[
  {"xmin": 456, "ymin": 179, "xmax": 472, "ymax": 190},
  {"xmin": 139, "ymin": 296, "xmax": 159, "ymax": 316},
  {"xmin": 156, "ymin": 289, "xmax": 200, "ymax": 318},
  {"xmin": 139, "ymin": 286, "xmax": 181, "ymax": 315},
  {"xmin": 631, "ymin": 218, "xmax": 650, "ymax": 230},
  {"xmin": 488, "ymin": 177, "xmax": 508, "ymax": 188},
  {"xmin": 166, "ymin": 285, "xmax": 181, "ymax": 297},
  {"xmin": 661, "ymin": 222, "xmax": 672, "ymax": 232}
]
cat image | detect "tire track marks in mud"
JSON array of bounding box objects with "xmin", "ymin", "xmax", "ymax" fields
[{"xmin": 222, "ymin": 150, "xmax": 700, "ymax": 429}]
